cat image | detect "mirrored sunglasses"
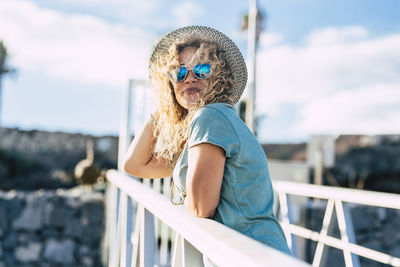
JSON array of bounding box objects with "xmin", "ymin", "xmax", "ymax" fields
[{"xmin": 170, "ymin": 64, "xmax": 211, "ymax": 82}]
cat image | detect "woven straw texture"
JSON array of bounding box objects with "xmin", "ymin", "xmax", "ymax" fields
[{"xmin": 149, "ymin": 26, "xmax": 248, "ymax": 103}]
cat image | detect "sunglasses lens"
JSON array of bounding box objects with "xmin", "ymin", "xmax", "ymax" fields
[
  {"xmin": 172, "ymin": 64, "xmax": 211, "ymax": 82},
  {"xmin": 176, "ymin": 67, "xmax": 187, "ymax": 82},
  {"xmin": 193, "ymin": 64, "xmax": 211, "ymax": 78}
]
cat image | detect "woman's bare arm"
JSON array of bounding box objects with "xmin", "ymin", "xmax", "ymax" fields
[
  {"xmin": 184, "ymin": 143, "xmax": 226, "ymax": 218},
  {"xmin": 123, "ymin": 118, "xmax": 173, "ymax": 178}
]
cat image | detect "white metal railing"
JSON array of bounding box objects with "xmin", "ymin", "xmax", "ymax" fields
[
  {"xmin": 273, "ymin": 180, "xmax": 400, "ymax": 267},
  {"xmin": 110, "ymin": 79, "xmax": 400, "ymax": 267},
  {"xmin": 104, "ymin": 170, "xmax": 310, "ymax": 267}
]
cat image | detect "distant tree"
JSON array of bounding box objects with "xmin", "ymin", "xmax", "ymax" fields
[{"xmin": 0, "ymin": 40, "xmax": 16, "ymax": 126}]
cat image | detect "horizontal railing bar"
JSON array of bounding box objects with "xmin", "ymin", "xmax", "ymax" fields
[
  {"xmin": 273, "ymin": 181, "xmax": 400, "ymax": 210},
  {"xmin": 285, "ymin": 224, "xmax": 400, "ymax": 266},
  {"xmin": 106, "ymin": 170, "xmax": 310, "ymax": 267}
]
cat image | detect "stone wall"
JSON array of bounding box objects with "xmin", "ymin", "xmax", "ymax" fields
[
  {"xmin": 0, "ymin": 189, "xmax": 104, "ymax": 266},
  {"xmin": 0, "ymin": 127, "xmax": 118, "ymax": 190},
  {"xmin": 305, "ymin": 201, "xmax": 400, "ymax": 267},
  {"xmin": 329, "ymin": 137, "xmax": 400, "ymax": 193}
]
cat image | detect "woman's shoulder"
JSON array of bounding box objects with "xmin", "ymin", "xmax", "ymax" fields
[
  {"xmin": 192, "ymin": 103, "xmax": 235, "ymax": 122},
  {"xmin": 188, "ymin": 103, "xmax": 241, "ymax": 156},
  {"xmin": 203, "ymin": 102, "xmax": 235, "ymax": 112}
]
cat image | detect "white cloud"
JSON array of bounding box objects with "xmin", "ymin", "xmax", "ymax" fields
[
  {"xmin": 67, "ymin": 0, "xmax": 159, "ymax": 13},
  {"xmin": 0, "ymin": 0, "xmax": 155, "ymax": 88},
  {"xmin": 255, "ymin": 27, "xmax": 400, "ymax": 141},
  {"xmin": 296, "ymin": 83, "xmax": 400, "ymax": 135},
  {"xmin": 2, "ymin": 1, "xmax": 399, "ymax": 141},
  {"xmin": 306, "ymin": 26, "xmax": 368, "ymax": 45},
  {"xmin": 259, "ymin": 32, "xmax": 284, "ymax": 48},
  {"xmin": 32, "ymin": 0, "xmax": 162, "ymax": 25},
  {"xmin": 172, "ymin": 1, "xmax": 205, "ymax": 27}
]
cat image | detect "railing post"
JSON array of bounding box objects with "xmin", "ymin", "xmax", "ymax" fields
[
  {"xmin": 172, "ymin": 233, "xmax": 184, "ymax": 267},
  {"xmin": 130, "ymin": 202, "xmax": 141, "ymax": 267},
  {"xmin": 118, "ymin": 191, "xmax": 129, "ymax": 267},
  {"xmin": 125, "ymin": 197, "xmax": 135, "ymax": 267},
  {"xmin": 107, "ymin": 184, "xmax": 120, "ymax": 267},
  {"xmin": 285, "ymin": 194, "xmax": 298, "ymax": 257},
  {"xmin": 159, "ymin": 179, "xmax": 171, "ymax": 264},
  {"xmin": 131, "ymin": 204, "xmax": 157, "ymax": 267},
  {"xmin": 342, "ymin": 203, "xmax": 360, "ymax": 267},
  {"xmin": 141, "ymin": 206, "xmax": 156, "ymax": 267},
  {"xmin": 278, "ymin": 192, "xmax": 292, "ymax": 248},
  {"xmin": 103, "ymin": 182, "xmax": 116, "ymax": 266},
  {"xmin": 312, "ymin": 199, "xmax": 334, "ymax": 267},
  {"xmin": 335, "ymin": 200, "xmax": 360, "ymax": 267},
  {"xmin": 183, "ymin": 239, "xmax": 204, "ymax": 267},
  {"xmin": 172, "ymin": 233, "xmax": 204, "ymax": 267},
  {"xmin": 335, "ymin": 200, "xmax": 353, "ymax": 267}
]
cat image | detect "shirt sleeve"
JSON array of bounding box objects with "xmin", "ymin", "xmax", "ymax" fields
[{"xmin": 188, "ymin": 106, "xmax": 239, "ymax": 158}]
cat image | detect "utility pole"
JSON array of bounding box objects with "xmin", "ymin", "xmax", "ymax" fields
[
  {"xmin": 245, "ymin": 0, "xmax": 258, "ymax": 133},
  {"xmin": 243, "ymin": 0, "xmax": 264, "ymax": 134}
]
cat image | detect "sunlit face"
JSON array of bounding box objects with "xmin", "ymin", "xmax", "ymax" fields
[{"xmin": 173, "ymin": 46, "xmax": 206, "ymax": 110}]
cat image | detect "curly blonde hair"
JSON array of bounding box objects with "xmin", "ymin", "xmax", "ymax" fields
[{"xmin": 149, "ymin": 37, "xmax": 236, "ymax": 167}]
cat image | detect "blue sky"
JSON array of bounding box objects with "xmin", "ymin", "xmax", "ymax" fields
[{"xmin": 0, "ymin": 0, "xmax": 399, "ymax": 143}]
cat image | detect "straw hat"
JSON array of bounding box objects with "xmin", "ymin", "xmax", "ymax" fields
[{"xmin": 149, "ymin": 25, "xmax": 248, "ymax": 104}]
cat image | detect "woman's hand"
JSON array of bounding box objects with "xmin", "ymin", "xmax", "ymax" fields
[
  {"xmin": 123, "ymin": 115, "xmax": 173, "ymax": 178},
  {"xmin": 184, "ymin": 143, "xmax": 226, "ymax": 218}
]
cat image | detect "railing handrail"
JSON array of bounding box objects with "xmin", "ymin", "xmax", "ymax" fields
[
  {"xmin": 273, "ymin": 180, "xmax": 400, "ymax": 267},
  {"xmin": 273, "ymin": 180, "xmax": 400, "ymax": 209},
  {"xmin": 106, "ymin": 169, "xmax": 310, "ymax": 267}
]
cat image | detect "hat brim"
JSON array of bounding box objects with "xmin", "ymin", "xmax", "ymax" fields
[{"xmin": 149, "ymin": 26, "xmax": 247, "ymax": 104}]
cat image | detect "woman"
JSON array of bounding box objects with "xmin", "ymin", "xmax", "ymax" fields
[{"xmin": 123, "ymin": 26, "xmax": 291, "ymax": 255}]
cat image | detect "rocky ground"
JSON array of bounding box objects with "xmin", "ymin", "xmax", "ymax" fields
[{"xmin": 0, "ymin": 188, "xmax": 104, "ymax": 266}]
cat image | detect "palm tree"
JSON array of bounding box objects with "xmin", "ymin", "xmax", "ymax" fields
[{"xmin": 0, "ymin": 40, "xmax": 16, "ymax": 126}]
